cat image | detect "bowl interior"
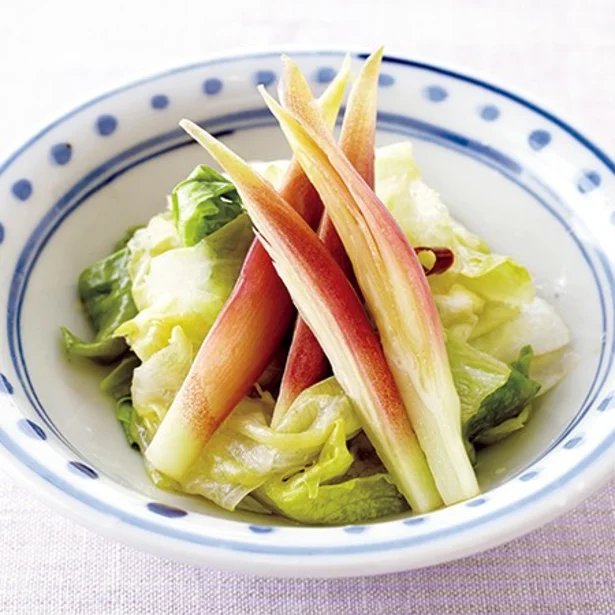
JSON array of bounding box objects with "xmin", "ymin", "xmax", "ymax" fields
[{"xmin": 1, "ymin": 52, "xmax": 612, "ymax": 537}]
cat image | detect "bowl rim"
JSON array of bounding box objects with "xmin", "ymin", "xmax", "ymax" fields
[{"xmin": 1, "ymin": 47, "xmax": 614, "ymax": 577}]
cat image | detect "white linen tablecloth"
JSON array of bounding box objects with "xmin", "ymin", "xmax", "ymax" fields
[{"xmin": 1, "ymin": 1, "xmax": 614, "ymax": 612}]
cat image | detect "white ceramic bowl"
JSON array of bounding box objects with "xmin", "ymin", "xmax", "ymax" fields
[{"xmin": 1, "ymin": 50, "xmax": 614, "ymax": 578}]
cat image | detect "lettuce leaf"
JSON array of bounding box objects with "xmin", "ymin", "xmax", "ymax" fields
[
  {"xmin": 529, "ymin": 348, "xmax": 576, "ymax": 396},
  {"xmin": 447, "ymin": 333, "xmax": 511, "ymax": 424},
  {"xmin": 375, "ymin": 142, "xmax": 535, "ymax": 306},
  {"xmin": 100, "ymin": 353, "xmax": 140, "ymax": 400},
  {"xmin": 471, "ymin": 297, "xmax": 571, "ymax": 364},
  {"xmin": 113, "ymin": 397, "xmax": 142, "ymax": 449},
  {"xmin": 61, "ymin": 246, "xmax": 137, "ymax": 362},
  {"xmin": 115, "ymin": 212, "xmax": 253, "ymax": 361},
  {"xmin": 179, "ymin": 378, "xmax": 361, "ymax": 511},
  {"xmin": 435, "ymin": 284, "xmax": 485, "ymax": 341},
  {"xmin": 475, "ymin": 403, "xmax": 532, "ymax": 446},
  {"xmin": 98, "ymin": 354, "xmax": 142, "ymax": 448},
  {"xmin": 131, "ymin": 325, "xmax": 194, "ymax": 441},
  {"xmin": 464, "ymin": 346, "xmax": 541, "ymax": 443},
  {"xmin": 172, "ymin": 165, "xmax": 244, "ymax": 247},
  {"xmin": 256, "ymin": 423, "xmax": 407, "ymax": 525}
]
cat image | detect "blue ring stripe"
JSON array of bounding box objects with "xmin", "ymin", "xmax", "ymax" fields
[{"xmin": 1, "ymin": 416, "xmax": 615, "ymax": 554}]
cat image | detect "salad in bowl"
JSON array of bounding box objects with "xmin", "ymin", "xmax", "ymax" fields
[{"xmin": 60, "ymin": 49, "xmax": 571, "ymax": 525}]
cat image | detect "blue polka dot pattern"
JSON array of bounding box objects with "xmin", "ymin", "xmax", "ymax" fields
[
  {"xmin": 519, "ymin": 471, "xmax": 539, "ymax": 482},
  {"xmin": 466, "ymin": 497, "xmax": 487, "ymax": 508},
  {"xmin": 0, "ymin": 222, "xmax": 4, "ymax": 244},
  {"xmin": 151, "ymin": 94, "xmax": 170, "ymax": 110},
  {"xmin": 147, "ymin": 502, "xmax": 188, "ymax": 518},
  {"xmin": 528, "ymin": 129, "xmax": 551, "ymax": 151},
  {"xmin": 424, "ymin": 85, "xmax": 448, "ymax": 102},
  {"xmin": 578, "ymin": 170, "xmax": 601, "ymax": 194},
  {"xmin": 598, "ymin": 394, "xmax": 614, "ymax": 411},
  {"xmin": 50, "ymin": 143, "xmax": 72, "ymax": 166},
  {"xmin": 0, "ymin": 373, "xmax": 14, "ymax": 394},
  {"xmin": 378, "ymin": 73, "xmax": 395, "ymax": 87},
  {"xmin": 479, "ymin": 104, "xmax": 500, "ymax": 121},
  {"xmin": 403, "ymin": 516, "xmax": 426, "ymax": 526},
  {"xmin": 314, "ymin": 67, "xmax": 336, "ymax": 84},
  {"xmin": 564, "ymin": 436, "xmax": 583, "ymax": 449},
  {"xmin": 203, "ymin": 78, "xmax": 223, "ymax": 95},
  {"xmin": 254, "ymin": 70, "xmax": 276, "ymax": 87},
  {"xmin": 18, "ymin": 419, "xmax": 46, "ymax": 440},
  {"xmin": 11, "ymin": 179, "xmax": 32, "ymax": 201},
  {"xmin": 248, "ymin": 525, "xmax": 274, "ymax": 534},
  {"xmin": 343, "ymin": 525, "xmax": 367, "ymax": 534},
  {"xmin": 68, "ymin": 461, "xmax": 99, "ymax": 479},
  {"xmin": 96, "ymin": 114, "xmax": 118, "ymax": 136}
]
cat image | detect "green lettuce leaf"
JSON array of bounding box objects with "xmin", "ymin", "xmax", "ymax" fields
[
  {"xmin": 172, "ymin": 165, "xmax": 244, "ymax": 247},
  {"xmin": 464, "ymin": 346, "xmax": 541, "ymax": 443},
  {"xmin": 99, "ymin": 354, "xmax": 142, "ymax": 448},
  {"xmin": 447, "ymin": 333, "xmax": 511, "ymax": 424},
  {"xmin": 475, "ymin": 403, "xmax": 532, "ymax": 446},
  {"xmin": 114, "ymin": 397, "xmax": 142, "ymax": 449},
  {"xmin": 100, "ymin": 353, "xmax": 140, "ymax": 400},
  {"xmin": 61, "ymin": 246, "xmax": 138, "ymax": 362},
  {"xmin": 256, "ymin": 423, "xmax": 408, "ymax": 525}
]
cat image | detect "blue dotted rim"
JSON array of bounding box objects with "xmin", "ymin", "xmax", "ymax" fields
[{"xmin": 0, "ymin": 51, "xmax": 613, "ymax": 558}]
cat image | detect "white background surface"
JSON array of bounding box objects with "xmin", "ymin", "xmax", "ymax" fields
[{"xmin": 1, "ymin": 1, "xmax": 614, "ymax": 613}]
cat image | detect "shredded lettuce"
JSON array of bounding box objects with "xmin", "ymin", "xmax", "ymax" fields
[{"xmin": 172, "ymin": 165, "xmax": 244, "ymax": 247}]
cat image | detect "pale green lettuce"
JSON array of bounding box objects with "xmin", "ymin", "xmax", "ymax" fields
[
  {"xmin": 375, "ymin": 142, "xmax": 535, "ymax": 306},
  {"xmin": 471, "ymin": 297, "xmax": 571, "ymax": 365},
  {"xmin": 180, "ymin": 378, "xmax": 362, "ymax": 511},
  {"xmin": 115, "ymin": 212, "xmax": 252, "ymax": 361},
  {"xmin": 256, "ymin": 423, "xmax": 408, "ymax": 524},
  {"xmin": 464, "ymin": 346, "xmax": 541, "ymax": 444},
  {"xmin": 446, "ymin": 333, "xmax": 511, "ymax": 424}
]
